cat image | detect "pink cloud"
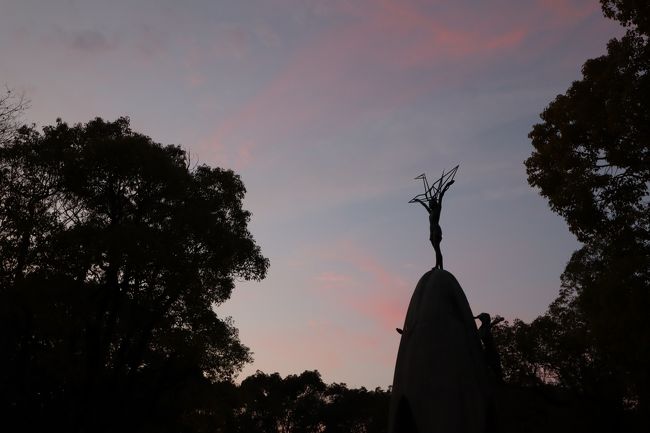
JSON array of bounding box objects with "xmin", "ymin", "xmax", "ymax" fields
[
  {"xmin": 351, "ymin": 296, "xmax": 406, "ymax": 331},
  {"xmin": 236, "ymin": 316, "xmax": 391, "ymax": 384},
  {"xmin": 369, "ymin": 0, "xmax": 527, "ymax": 62},
  {"xmin": 200, "ymin": 0, "xmax": 538, "ymax": 165},
  {"xmin": 193, "ymin": 0, "xmax": 609, "ymax": 198},
  {"xmin": 311, "ymin": 240, "xmax": 411, "ymax": 331},
  {"xmin": 243, "ymin": 326, "xmax": 344, "ymax": 373},
  {"xmin": 538, "ymin": 0, "xmax": 599, "ymax": 21}
]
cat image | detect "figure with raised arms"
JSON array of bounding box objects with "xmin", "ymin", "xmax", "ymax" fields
[{"xmin": 409, "ymin": 165, "xmax": 458, "ymax": 269}]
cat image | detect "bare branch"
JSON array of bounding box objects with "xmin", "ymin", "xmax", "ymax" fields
[{"xmin": 0, "ymin": 86, "xmax": 30, "ymax": 144}]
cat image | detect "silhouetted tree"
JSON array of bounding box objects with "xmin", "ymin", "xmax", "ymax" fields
[
  {"xmin": 321, "ymin": 383, "xmax": 390, "ymax": 433},
  {"xmin": 601, "ymin": 0, "xmax": 650, "ymax": 35},
  {"xmin": 491, "ymin": 310, "xmax": 633, "ymax": 432},
  {"xmin": 522, "ymin": 0, "xmax": 649, "ymax": 426},
  {"xmin": 236, "ymin": 370, "xmax": 326, "ymax": 433},
  {"xmin": 234, "ymin": 370, "xmax": 389, "ymax": 433},
  {"xmin": 0, "ymin": 87, "xmax": 28, "ymax": 145},
  {"xmin": 0, "ymin": 117, "xmax": 269, "ymax": 432}
]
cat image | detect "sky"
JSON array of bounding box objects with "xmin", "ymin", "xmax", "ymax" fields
[{"xmin": 0, "ymin": 0, "xmax": 623, "ymax": 388}]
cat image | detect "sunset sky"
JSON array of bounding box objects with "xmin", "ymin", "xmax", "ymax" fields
[{"xmin": 0, "ymin": 0, "xmax": 622, "ymax": 388}]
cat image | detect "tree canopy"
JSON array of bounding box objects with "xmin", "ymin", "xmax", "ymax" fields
[
  {"xmin": 235, "ymin": 370, "xmax": 390, "ymax": 433},
  {"xmin": 600, "ymin": 0, "xmax": 650, "ymax": 35},
  {"xmin": 516, "ymin": 0, "xmax": 649, "ymax": 428},
  {"xmin": 0, "ymin": 117, "xmax": 269, "ymax": 432}
]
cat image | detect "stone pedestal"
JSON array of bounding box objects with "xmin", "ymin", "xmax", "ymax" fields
[{"xmin": 389, "ymin": 269, "xmax": 492, "ymax": 433}]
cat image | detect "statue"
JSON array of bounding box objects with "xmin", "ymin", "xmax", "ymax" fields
[
  {"xmin": 389, "ymin": 165, "xmax": 497, "ymax": 433},
  {"xmin": 409, "ymin": 165, "xmax": 458, "ymax": 269},
  {"xmin": 475, "ymin": 313, "xmax": 505, "ymax": 383}
]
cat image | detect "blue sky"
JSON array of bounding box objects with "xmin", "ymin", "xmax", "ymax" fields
[{"xmin": 0, "ymin": 0, "xmax": 622, "ymax": 387}]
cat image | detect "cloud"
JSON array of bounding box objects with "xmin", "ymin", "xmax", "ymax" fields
[
  {"xmin": 58, "ymin": 28, "xmax": 117, "ymax": 52},
  {"xmin": 538, "ymin": 0, "xmax": 599, "ymax": 21},
  {"xmin": 199, "ymin": 0, "xmax": 539, "ymax": 169},
  {"xmin": 311, "ymin": 240, "xmax": 410, "ymax": 330},
  {"xmin": 233, "ymin": 315, "xmax": 390, "ymax": 386}
]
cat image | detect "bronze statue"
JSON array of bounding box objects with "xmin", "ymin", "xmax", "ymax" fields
[
  {"xmin": 475, "ymin": 313, "xmax": 505, "ymax": 382},
  {"xmin": 409, "ymin": 165, "xmax": 458, "ymax": 269}
]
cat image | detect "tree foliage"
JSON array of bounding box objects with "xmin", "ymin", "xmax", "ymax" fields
[
  {"xmin": 519, "ymin": 0, "xmax": 649, "ymax": 426},
  {"xmin": 526, "ymin": 33, "xmax": 649, "ymax": 244},
  {"xmin": 601, "ymin": 0, "xmax": 650, "ymax": 35},
  {"xmin": 0, "ymin": 87, "xmax": 28, "ymax": 145},
  {"xmin": 0, "ymin": 117, "xmax": 268, "ymax": 432},
  {"xmin": 234, "ymin": 370, "xmax": 390, "ymax": 433}
]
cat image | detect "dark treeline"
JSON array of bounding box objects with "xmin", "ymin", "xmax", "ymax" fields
[
  {"xmin": 488, "ymin": 1, "xmax": 649, "ymax": 432},
  {"xmin": 232, "ymin": 370, "xmax": 389, "ymax": 433},
  {"xmin": 0, "ymin": 115, "xmax": 270, "ymax": 432}
]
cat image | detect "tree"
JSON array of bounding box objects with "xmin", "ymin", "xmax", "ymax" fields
[
  {"xmin": 321, "ymin": 383, "xmax": 390, "ymax": 433},
  {"xmin": 525, "ymin": 0, "xmax": 649, "ymax": 423},
  {"xmin": 0, "ymin": 117, "xmax": 269, "ymax": 432},
  {"xmin": 600, "ymin": 0, "xmax": 650, "ymax": 35},
  {"xmin": 0, "ymin": 87, "xmax": 28, "ymax": 145},
  {"xmin": 236, "ymin": 370, "xmax": 327, "ymax": 433},
  {"xmin": 234, "ymin": 370, "xmax": 390, "ymax": 433}
]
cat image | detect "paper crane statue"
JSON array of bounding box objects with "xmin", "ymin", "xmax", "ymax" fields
[{"xmin": 409, "ymin": 165, "xmax": 458, "ymax": 269}]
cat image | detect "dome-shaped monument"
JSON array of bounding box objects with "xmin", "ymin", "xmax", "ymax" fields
[{"xmin": 389, "ymin": 166, "xmax": 496, "ymax": 433}]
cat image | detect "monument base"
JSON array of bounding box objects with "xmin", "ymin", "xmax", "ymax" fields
[{"xmin": 388, "ymin": 269, "xmax": 493, "ymax": 433}]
